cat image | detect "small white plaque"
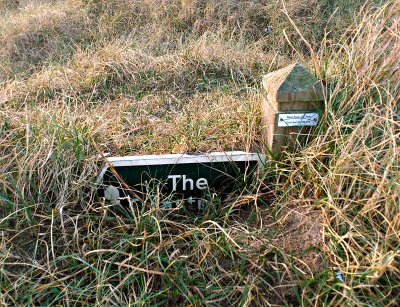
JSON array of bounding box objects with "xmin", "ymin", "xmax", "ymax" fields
[{"xmin": 277, "ymin": 113, "xmax": 319, "ymax": 127}]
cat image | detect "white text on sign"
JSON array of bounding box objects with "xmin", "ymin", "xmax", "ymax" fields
[{"xmin": 167, "ymin": 175, "xmax": 208, "ymax": 191}]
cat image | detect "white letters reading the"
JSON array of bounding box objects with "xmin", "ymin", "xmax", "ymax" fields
[{"xmin": 167, "ymin": 175, "xmax": 208, "ymax": 191}]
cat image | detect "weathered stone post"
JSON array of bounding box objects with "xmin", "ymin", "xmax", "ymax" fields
[{"xmin": 261, "ymin": 63, "xmax": 325, "ymax": 157}]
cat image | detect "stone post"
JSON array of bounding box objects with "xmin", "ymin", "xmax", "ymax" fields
[{"xmin": 261, "ymin": 63, "xmax": 325, "ymax": 157}]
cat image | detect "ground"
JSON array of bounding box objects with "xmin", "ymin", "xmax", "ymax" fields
[{"xmin": 0, "ymin": 0, "xmax": 399, "ymax": 305}]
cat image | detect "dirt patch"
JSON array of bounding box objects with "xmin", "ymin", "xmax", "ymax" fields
[{"xmin": 274, "ymin": 202, "xmax": 324, "ymax": 273}]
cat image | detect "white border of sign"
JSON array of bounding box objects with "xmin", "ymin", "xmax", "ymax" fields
[{"xmin": 97, "ymin": 151, "xmax": 265, "ymax": 184}]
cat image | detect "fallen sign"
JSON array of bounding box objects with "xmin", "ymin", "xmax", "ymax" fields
[{"xmin": 96, "ymin": 151, "xmax": 265, "ymax": 210}]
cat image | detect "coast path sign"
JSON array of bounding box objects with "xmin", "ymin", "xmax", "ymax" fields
[
  {"xmin": 96, "ymin": 63, "xmax": 324, "ymax": 209},
  {"xmin": 97, "ymin": 151, "xmax": 265, "ymax": 210}
]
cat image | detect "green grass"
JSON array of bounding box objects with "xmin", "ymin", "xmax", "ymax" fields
[{"xmin": 0, "ymin": 0, "xmax": 399, "ymax": 305}]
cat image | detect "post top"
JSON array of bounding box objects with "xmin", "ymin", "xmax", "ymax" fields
[{"xmin": 262, "ymin": 63, "xmax": 324, "ymax": 103}]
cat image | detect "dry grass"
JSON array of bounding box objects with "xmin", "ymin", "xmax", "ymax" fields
[{"xmin": 0, "ymin": 0, "xmax": 399, "ymax": 305}]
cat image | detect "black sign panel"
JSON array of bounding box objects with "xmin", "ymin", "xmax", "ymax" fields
[{"xmin": 96, "ymin": 152, "xmax": 264, "ymax": 209}]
